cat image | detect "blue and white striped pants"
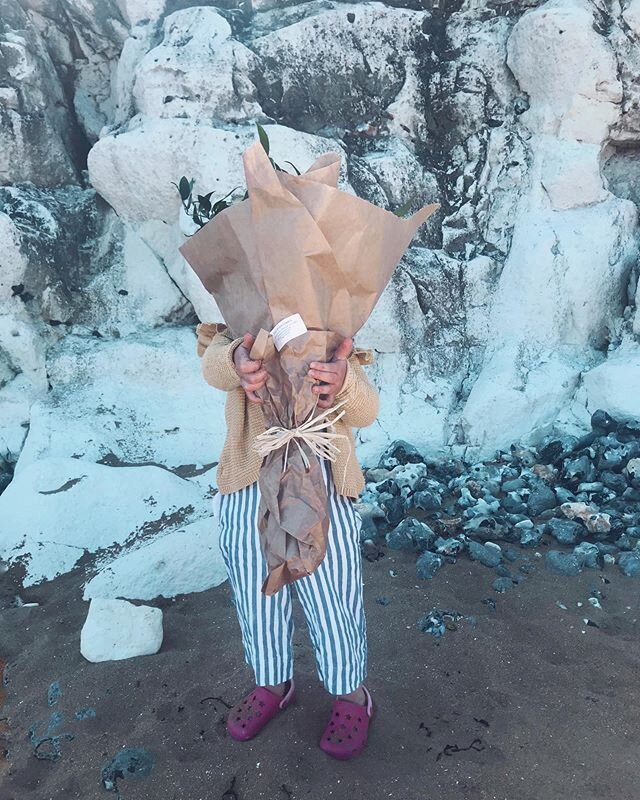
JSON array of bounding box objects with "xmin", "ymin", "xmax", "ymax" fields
[{"xmin": 215, "ymin": 458, "xmax": 368, "ymax": 695}]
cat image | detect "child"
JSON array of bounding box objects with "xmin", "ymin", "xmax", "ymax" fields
[{"xmin": 197, "ymin": 322, "xmax": 380, "ymax": 760}]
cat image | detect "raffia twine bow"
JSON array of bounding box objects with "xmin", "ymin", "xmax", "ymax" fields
[{"xmin": 253, "ymin": 398, "xmax": 353, "ymax": 494}]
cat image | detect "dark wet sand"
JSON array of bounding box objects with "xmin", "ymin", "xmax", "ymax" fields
[{"xmin": 2, "ymin": 544, "xmax": 639, "ymax": 800}]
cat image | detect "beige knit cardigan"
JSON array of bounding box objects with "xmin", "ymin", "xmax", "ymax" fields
[{"xmin": 196, "ymin": 323, "xmax": 379, "ymax": 498}]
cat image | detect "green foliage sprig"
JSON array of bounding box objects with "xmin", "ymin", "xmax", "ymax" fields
[
  {"xmin": 174, "ymin": 123, "xmax": 300, "ymax": 231},
  {"xmin": 175, "ymin": 122, "xmax": 420, "ymax": 230}
]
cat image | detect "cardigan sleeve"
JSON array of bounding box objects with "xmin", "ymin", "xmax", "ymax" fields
[
  {"xmin": 333, "ymin": 353, "xmax": 380, "ymax": 429},
  {"xmin": 198, "ymin": 327, "xmax": 244, "ymax": 392}
]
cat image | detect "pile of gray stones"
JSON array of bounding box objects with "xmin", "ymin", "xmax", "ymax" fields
[{"xmin": 357, "ymin": 409, "xmax": 640, "ymax": 591}]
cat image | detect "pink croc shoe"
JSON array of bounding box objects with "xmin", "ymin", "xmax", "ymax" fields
[
  {"xmin": 226, "ymin": 678, "xmax": 296, "ymax": 741},
  {"xmin": 319, "ymin": 684, "xmax": 375, "ymax": 759}
]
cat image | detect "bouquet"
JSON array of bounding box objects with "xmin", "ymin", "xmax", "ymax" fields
[{"xmin": 179, "ymin": 138, "xmax": 439, "ymax": 595}]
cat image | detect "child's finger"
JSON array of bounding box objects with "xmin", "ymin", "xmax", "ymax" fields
[
  {"xmin": 246, "ymin": 368, "xmax": 267, "ymax": 383},
  {"xmin": 242, "ymin": 375, "xmax": 267, "ymax": 392},
  {"xmin": 311, "ymin": 372, "xmax": 340, "ymax": 388},
  {"xmin": 308, "ymin": 368, "xmax": 340, "ymax": 385},
  {"xmin": 333, "ymin": 337, "xmax": 353, "ymax": 361},
  {"xmin": 238, "ymin": 358, "xmax": 263, "ymax": 375},
  {"xmin": 316, "ymin": 394, "xmax": 335, "ymax": 408},
  {"xmin": 308, "ymin": 361, "xmax": 338, "ymax": 374}
]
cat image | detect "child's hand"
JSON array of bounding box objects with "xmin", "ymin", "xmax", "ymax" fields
[
  {"xmin": 308, "ymin": 338, "xmax": 353, "ymax": 409},
  {"xmin": 233, "ymin": 333, "xmax": 267, "ymax": 404}
]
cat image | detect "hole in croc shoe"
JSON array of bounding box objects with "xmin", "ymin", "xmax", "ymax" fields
[{"xmin": 242, "ymin": 723, "xmax": 246, "ymax": 727}]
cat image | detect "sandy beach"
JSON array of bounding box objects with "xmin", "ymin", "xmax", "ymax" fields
[{"xmin": 2, "ymin": 541, "xmax": 639, "ymax": 800}]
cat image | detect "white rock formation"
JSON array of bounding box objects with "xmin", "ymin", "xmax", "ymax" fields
[
  {"xmin": 506, "ymin": 0, "xmax": 621, "ymax": 144},
  {"xmin": 2, "ymin": 0, "xmax": 640, "ymax": 590},
  {"xmin": 0, "ymin": 326, "xmax": 228, "ymax": 590},
  {"xmin": 15, "ymin": 327, "xmax": 227, "ymax": 473},
  {"xmin": 80, "ymin": 598, "xmax": 163, "ymax": 662},
  {"xmin": 133, "ymin": 8, "xmax": 263, "ymax": 123},
  {"xmin": 249, "ymin": 3, "xmax": 427, "ymax": 137},
  {"xmin": 86, "ymin": 121, "xmax": 353, "ymax": 321},
  {"xmin": 459, "ymin": 0, "xmax": 640, "ymax": 456},
  {"xmin": 0, "ymin": 456, "xmax": 206, "ymax": 585},
  {"xmin": 623, "ymin": 0, "xmax": 640, "ymax": 32},
  {"xmin": 0, "ymin": 3, "xmax": 81, "ymax": 185},
  {"xmin": 577, "ymin": 339, "xmax": 640, "ymax": 422},
  {"xmin": 83, "ymin": 516, "xmax": 227, "ymax": 601}
]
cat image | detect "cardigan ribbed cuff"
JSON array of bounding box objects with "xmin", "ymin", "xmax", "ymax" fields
[
  {"xmin": 335, "ymin": 358, "xmax": 356, "ymax": 402},
  {"xmin": 225, "ymin": 337, "xmax": 245, "ymax": 386}
]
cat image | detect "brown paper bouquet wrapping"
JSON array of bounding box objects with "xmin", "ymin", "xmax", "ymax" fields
[{"xmin": 179, "ymin": 140, "xmax": 439, "ymax": 595}]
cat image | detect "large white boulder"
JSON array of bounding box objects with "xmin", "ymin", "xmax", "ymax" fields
[
  {"xmin": 487, "ymin": 199, "xmax": 638, "ymax": 350},
  {"xmin": 0, "ymin": 456, "xmax": 206, "ymax": 585},
  {"xmin": 506, "ymin": 0, "xmax": 621, "ymax": 143},
  {"xmin": 80, "ymin": 598, "xmax": 163, "ymax": 662},
  {"xmin": 449, "ymin": 0, "xmax": 638, "ymax": 456},
  {"xmin": 15, "ymin": 327, "xmax": 227, "ymax": 475},
  {"xmin": 87, "ymin": 121, "xmax": 347, "ymax": 222},
  {"xmin": 0, "ymin": 185, "xmax": 190, "ymax": 478},
  {"xmin": 577, "ymin": 341, "xmax": 640, "ymax": 421},
  {"xmin": 251, "ymin": 3, "xmax": 427, "ymax": 132},
  {"xmin": 132, "ymin": 7, "xmax": 263, "ymax": 122},
  {"xmin": 458, "ymin": 345, "xmax": 588, "ymax": 457},
  {"xmin": 87, "ymin": 122, "xmax": 353, "ymax": 320},
  {"xmin": 460, "ymin": 196, "xmax": 638, "ymax": 455},
  {"xmin": 83, "ymin": 515, "xmax": 226, "ymax": 601}
]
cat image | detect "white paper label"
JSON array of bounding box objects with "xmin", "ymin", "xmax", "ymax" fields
[{"xmin": 270, "ymin": 313, "xmax": 308, "ymax": 351}]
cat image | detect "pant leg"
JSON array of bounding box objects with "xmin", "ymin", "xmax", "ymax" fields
[
  {"xmin": 217, "ymin": 482, "xmax": 295, "ymax": 686},
  {"xmin": 294, "ymin": 458, "xmax": 368, "ymax": 695}
]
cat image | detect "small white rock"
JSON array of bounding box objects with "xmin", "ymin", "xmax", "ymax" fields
[{"xmin": 80, "ymin": 599, "xmax": 163, "ymax": 663}]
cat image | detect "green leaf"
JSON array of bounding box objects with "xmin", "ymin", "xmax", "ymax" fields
[
  {"xmin": 197, "ymin": 194, "xmax": 212, "ymax": 214},
  {"xmin": 212, "ymin": 199, "xmax": 230, "ymax": 215},
  {"xmin": 284, "ymin": 160, "xmax": 301, "ymax": 175},
  {"xmin": 220, "ymin": 185, "xmax": 241, "ymax": 201},
  {"xmin": 393, "ymin": 193, "xmax": 418, "ymax": 217},
  {"xmin": 256, "ymin": 122, "xmax": 270, "ymax": 155},
  {"xmin": 178, "ymin": 176, "xmax": 191, "ymax": 201}
]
